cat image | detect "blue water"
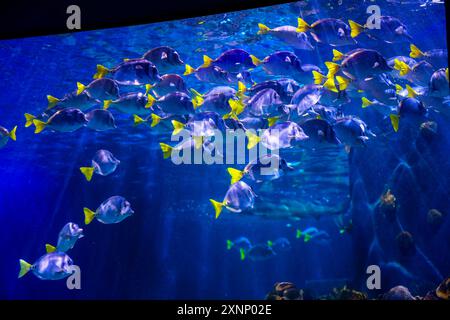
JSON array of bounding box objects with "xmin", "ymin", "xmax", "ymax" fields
[{"xmin": 0, "ymin": 0, "xmax": 448, "ymax": 299}]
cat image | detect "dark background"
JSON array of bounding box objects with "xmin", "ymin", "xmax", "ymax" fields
[{"xmin": 0, "ymin": 0, "xmax": 300, "ymax": 40}]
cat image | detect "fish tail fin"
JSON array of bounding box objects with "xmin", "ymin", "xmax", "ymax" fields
[
  {"xmin": 312, "ymin": 70, "xmax": 327, "ymax": 85},
  {"xmin": 146, "ymin": 94, "xmax": 156, "ymax": 108},
  {"xmin": 336, "ymin": 76, "xmax": 350, "ymax": 91},
  {"xmin": 145, "ymin": 84, "xmax": 153, "ymax": 95},
  {"xmin": 323, "ymin": 77, "xmax": 338, "ymax": 93},
  {"xmin": 159, "ymin": 143, "xmax": 173, "ymax": 159},
  {"xmin": 76, "ymin": 82, "xmax": 86, "ymax": 95},
  {"xmin": 237, "ymin": 81, "xmax": 247, "ymax": 97},
  {"xmin": 202, "ymin": 55, "xmax": 213, "ymax": 68},
  {"xmin": 257, "ymin": 23, "xmax": 271, "ymax": 35},
  {"xmin": 239, "ymin": 248, "xmax": 246, "ymax": 260},
  {"xmin": 348, "ymin": 20, "xmax": 364, "ymax": 38},
  {"xmin": 192, "ymin": 95, "xmax": 204, "ymax": 110},
  {"xmin": 297, "ymin": 18, "xmax": 311, "ymax": 32},
  {"xmin": 250, "ymin": 55, "xmax": 262, "ymax": 67},
  {"xmin": 83, "ymin": 207, "xmax": 96, "ymax": 225},
  {"xmin": 361, "ymin": 97, "xmax": 374, "ymax": 108},
  {"xmin": 296, "ymin": 229, "xmax": 302, "ymax": 239},
  {"xmin": 228, "ymin": 98, "xmax": 245, "ymax": 116},
  {"xmin": 395, "ymin": 84, "xmax": 403, "ymax": 95},
  {"xmin": 246, "ymin": 131, "xmax": 261, "ymax": 149},
  {"xmin": 18, "ymin": 259, "xmax": 32, "ymax": 278},
  {"xmin": 103, "ymin": 100, "xmax": 112, "ymax": 110},
  {"xmin": 93, "ymin": 64, "xmax": 110, "ymax": 79},
  {"xmin": 171, "ymin": 120, "xmax": 185, "ymax": 136},
  {"xmin": 46, "ymin": 95, "xmax": 60, "ymax": 109},
  {"xmin": 394, "ymin": 59, "xmax": 411, "ymax": 76},
  {"xmin": 193, "ymin": 136, "xmax": 204, "ymax": 149},
  {"xmin": 8, "ymin": 126, "xmax": 17, "ymax": 141},
  {"xmin": 32, "ymin": 119, "xmax": 47, "ymax": 134},
  {"xmin": 222, "ymin": 111, "xmax": 239, "ymax": 121},
  {"xmin": 226, "ymin": 240, "xmax": 233, "ymax": 250},
  {"xmin": 267, "ymin": 116, "xmax": 279, "ymax": 127},
  {"xmin": 150, "ymin": 114, "xmax": 162, "ymax": 127},
  {"xmin": 405, "ymin": 84, "xmax": 418, "ymax": 98},
  {"xmin": 184, "ymin": 64, "xmax": 196, "ymax": 76},
  {"xmin": 410, "ymin": 44, "xmax": 424, "ymax": 58},
  {"xmin": 227, "ymin": 167, "xmax": 245, "ymax": 184},
  {"xmin": 390, "ymin": 114, "xmax": 400, "ymax": 132},
  {"xmin": 325, "ymin": 61, "xmax": 340, "ymax": 77},
  {"xmin": 80, "ymin": 166, "xmax": 95, "ymax": 182},
  {"xmin": 24, "ymin": 113, "xmax": 36, "ymax": 128},
  {"xmin": 133, "ymin": 114, "xmax": 145, "ymax": 126},
  {"xmin": 190, "ymin": 88, "xmax": 203, "ymax": 98},
  {"xmin": 332, "ymin": 49, "xmax": 345, "ymax": 62},
  {"xmin": 304, "ymin": 233, "xmax": 312, "ymax": 242},
  {"xmin": 209, "ymin": 199, "xmax": 224, "ymax": 219},
  {"xmin": 45, "ymin": 244, "xmax": 57, "ymax": 253}
]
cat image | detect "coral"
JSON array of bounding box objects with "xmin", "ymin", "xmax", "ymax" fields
[
  {"xmin": 379, "ymin": 189, "xmax": 397, "ymax": 221},
  {"xmin": 265, "ymin": 282, "xmax": 303, "ymax": 300},
  {"xmin": 381, "ymin": 285, "xmax": 416, "ymax": 300},
  {"xmin": 427, "ymin": 209, "xmax": 444, "ymax": 231},
  {"xmin": 396, "ymin": 231, "xmax": 416, "ymax": 256}
]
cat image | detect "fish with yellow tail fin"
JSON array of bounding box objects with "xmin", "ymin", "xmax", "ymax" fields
[
  {"xmin": 390, "ymin": 97, "xmax": 427, "ymax": 133},
  {"xmin": 256, "ymin": 51, "xmax": 321, "ymax": 84},
  {"xmin": 139, "ymin": 46, "xmax": 184, "ymax": 73},
  {"xmin": 269, "ymin": 238, "xmax": 291, "ymax": 253},
  {"xmin": 260, "ymin": 121, "xmax": 308, "ymax": 150},
  {"xmin": 199, "ymin": 49, "xmax": 259, "ymax": 73},
  {"xmin": 93, "ymin": 64, "xmax": 111, "ymax": 79},
  {"xmin": 102, "ymin": 92, "xmax": 155, "ymax": 116},
  {"xmin": 92, "ymin": 59, "xmax": 161, "ymax": 85},
  {"xmin": 410, "ymin": 44, "xmax": 448, "ymax": 69},
  {"xmin": 149, "ymin": 74, "xmax": 187, "ymax": 98},
  {"xmin": 298, "ymin": 18, "xmax": 355, "ymax": 46},
  {"xmin": 79, "ymin": 149, "xmax": 120, "ymax": 182},
  {"xmin": 32, "ymin": 108, "xmax": 87, "ymax": 134},
  {"xmin": 325, "ymin": 49, "xmax": 391, "ymax": 81},
  {"xmin": 133, "ymin": 113, "xmax": 163, "ymax": 128},
  {"xmin": 312, "ymin": 70, "xmax": 327, "ymax": 85},
  {"xmin": 228, "ymin": 154, "xmax": 293, "ymax": 185},
  {"xmin": 171, "ymin": 119, "xmax": 186, "ymax": 136},
  {"xmin": 184, "ymin": 63, "xmax": 234, "ymax": 85},
  {"xmin": 349, "ymin": 16, "xmax": 411, "ymax": 43},
  {"xmin": 84, "ymin": 196, "xmax": 134, "ymax": 225},
  {"xmin": 209, "ymin": 181, "xmax": 256, "ymax": 219},
  {"xmin": 75, "ymin": 78, "xmax": 120, "ymax": 101},
  {"xmin": 190, "ymin": 87, "xmax": 241, "ymax": 117},
  {"xmin": 0, "ymin": 125, "xmax": 17, "ymax": 148},
  {"xmin": 246, "ymin": 243, "xmax": 276, "ymax": 261},
  {"xmin": 256, "ymin": 22, "xmax": 314, "ymax": 50},
  {"xmin": 156, "ymin": 92, "xmax": 198, "ymax": 115},
  {"xmin": 159, "ymin": 143, "xmax": 173, "ymax": 159},
  {"xmin": 296, "ymin": 227, "xmax": 330, "ymax": 244},
  {"xmin": 245, "ymin": 88, "xmax": 287, "ymax": 118},
  {"xmin": 245, "ymin": 130, "xmax": 261, "ymax": 149},
  {"xmin": 18, "ymin": 252, "xmax": 74, "ymax": 280},
  {"xmin": 362, "ymin": 97, "xmax": 375, "ymax": 108},
  {"xmin": 45, "ymin": 222, "xmax": 84, "ymax": 253},
  {"xmin": 226, "ymin": 237, "xmax": 252, "ymax": 256},
  {"xmin": 46, "ymin": 90, "xmax": 100, "ymax": 111}
]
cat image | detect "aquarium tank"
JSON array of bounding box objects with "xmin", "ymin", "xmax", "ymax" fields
[{"xmin": 0, "ymin": 0, "xmax": 448, "ymax": 300}]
